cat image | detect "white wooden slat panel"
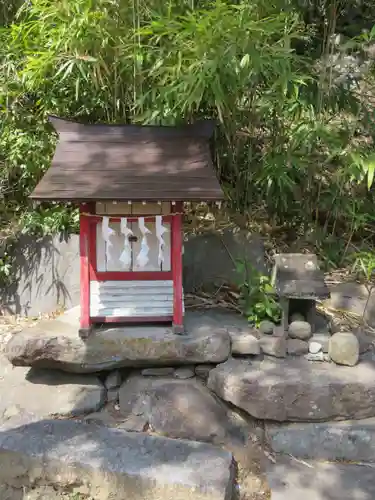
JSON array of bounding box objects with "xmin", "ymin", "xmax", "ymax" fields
[
  {"xmin": 91, "ymin": 292, "xmax": 172, "ymax": 299},
  {"xmin": 91, "ymin": 291, "xmax": 172, "ymax": 300},
  {"xmin": 90, "ymin": 308, "xmax": 173, "ymax": 317},
  {"xmin": 90, "ymin": 307, "xmax": 173, "ymax": 316},
  {"xmin": 90, "ymin": 280, "xmax": 176, "ymax": 318},
  {"xmin": 90, "ymin": 307, "xmax": 172, "ymax": 315},
  {"xmin": 90, "ymin": 280, "xmax": 173, "ymax": 290},
  {"xmin": 91, "ymin": 296, "xmax": 173, "ymax": 306}
]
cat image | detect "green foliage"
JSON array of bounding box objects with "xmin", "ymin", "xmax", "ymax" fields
[
  {"xmin": 351, "ymin": 251, "xmax": 375, "ymax": 283},
  {"xmin": 1, "ymin": 0, "xmax": 375, "ymax": 278},
  {"xmin": 0, "ymin": 252, "xmax": 12, "ymax": 279},
  {"xmin": 235, "ymin": 259, "xmax": 282, "ymax": 325},
  {"xmin": 68, "ymin": 494, "xmax": 88, "ymax": 500}
]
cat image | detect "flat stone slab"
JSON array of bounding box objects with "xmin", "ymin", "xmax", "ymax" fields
[
  {"xmin": 266, "ymin": 418, "xmax": 375, "ymax": 461},
  {"xmin": 118, "ymin": 374, "xmax": 253, "ymax": 445},
  {"xmin": 207, "ymin": 356, "xmax": 375, "ymax": 421},
  {"xmin": 5, "ymin": 308, "xmax": 231, "ymax": 373},
  {"xmin": 0, "ymin": 419, "xmax": 234, "ymax": 500},
  {"xmin": 0, "ymin": 354, "xmax": 105, "ymax": 425},
  {"xmin": 266, "ymin": 455, "xmax": 375, "ymax": 500}
]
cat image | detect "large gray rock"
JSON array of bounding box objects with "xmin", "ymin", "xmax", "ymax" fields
[
  {"xmin": 0, "ymin": 419, "xmax": 234, "ymax": 500},
  {"xmin": 326, "ymin": 281, "xmax": 375, "ymax": 328},
  {"xmin": 329, "ymin": 332, "xmax": 359, "ymax": 366},
  {"xmin": 266, "ymin": 454, "xmax": 375, "ymax": 500},
  {"xmin": 118, "ymin": 375, "xmax": 252, "ymax": 446},
  {"xmin": 207, "ymin": 356, "xmax": 375, "ymax": 421},
  {"xmin": 5, "ymin": 309, "xmax": 231, "ymax": 373},
  {"xmin": 266, "ymin": 418, "xmax": 375, "ymax": 462},
  {"xmin": 330, "ymin": 323, "xmax": 373, "ymax": 354},
  {"xmin": 0, "ymin": 354, "xmax": 105, "ymax": 425},
  {"xmin": 354, "ymin": 327, "xmax": 373, "ymax": 354}
]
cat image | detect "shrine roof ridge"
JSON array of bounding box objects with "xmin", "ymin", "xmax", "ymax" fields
[{"xmin": 30, "ymin": 116, "xmax": 224, "ymax": 203}]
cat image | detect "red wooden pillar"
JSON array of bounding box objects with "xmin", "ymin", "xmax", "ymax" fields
[
  {"xmin": 171, "ymin": 203, "xmax": 184, "ymax": 334},
  {"xmin": 79, "ymin": 203, "xmax": 92, "ymax": 336}
]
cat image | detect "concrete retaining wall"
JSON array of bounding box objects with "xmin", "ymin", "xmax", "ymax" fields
[
  {"xmin": 1, "ymin": 229, "xmax": 265, "ymax": 317},
  {"xmin": 1, "ymin": 234, "xmax": 80, "ymax": 317}
]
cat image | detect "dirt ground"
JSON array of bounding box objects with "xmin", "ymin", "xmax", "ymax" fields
[{"xmin": 0, "ymin": 485, "xmax": 91, "ymax": 500}]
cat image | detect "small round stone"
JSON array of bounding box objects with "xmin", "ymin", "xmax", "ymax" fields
[
  {"xmin": 259, "ymin": 320, "xmax": 275, "ymax": 335},
  {"xmin": 329, "ymin": 332, "xmax": 359, "ymax": 367},
  {"xmin": 290, "ymin": 312, "xmax": 305, "ymax": 322},
  {"xmin": 288, "ymin": 321, "xmax": 312, "ymax": 341},
  {"xmin": 309, "ymin": 341, "xmax": 322, "ymax": 354}
]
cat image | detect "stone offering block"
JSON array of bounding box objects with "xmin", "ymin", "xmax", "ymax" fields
[{"xmin": 272, "ymin": 253, "xmax": 329, "ymax": 332}]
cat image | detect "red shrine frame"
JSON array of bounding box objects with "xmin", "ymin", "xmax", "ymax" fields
[{"xmin": 79, "ymin": 202, "xmax": 184, "ymax": 332}]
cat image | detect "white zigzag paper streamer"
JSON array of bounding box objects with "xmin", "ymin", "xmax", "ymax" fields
[
  {"xmin": 119, "ymin": 217, "xmax": 133, "ymax": 267},
  {"xmin": 136, "ymin": 217, "xmax": 151, "ymax": 268},
  {"xmin": 155, "ymin": 215, "xmax": 168, "ymax": 266},
  {"xmin": 102, "ymin": 216, "xmax": 116, "ymax": 262}
]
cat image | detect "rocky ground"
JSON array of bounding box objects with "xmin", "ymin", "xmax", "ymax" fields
[
  {"xmin": 2, "ymin": 285, "xmax": 375, "ymax": 500},
  {"xmin": 0, "ymin": 310, "xmax": 270, "ymax": 500}
]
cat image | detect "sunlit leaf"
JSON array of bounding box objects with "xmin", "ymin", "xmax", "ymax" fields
[{"xmin": 240, "ymin": 53, "xmax": 250, "ymax": 68}]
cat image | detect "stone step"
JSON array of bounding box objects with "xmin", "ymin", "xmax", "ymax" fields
[
  {"xmin": 207, "ymin": 356, "xmax": 375, "ymax": 421},
  {"xmin": 266, "ymin": 418, "xmax": 375, "ymax": 461},
  {"xmin": 0, "ymin": 419, "xmax": 234, "ymax": 500},
  {"xmin": 266, "ymin": 455, "xmax": 375, "ymax": 500}
]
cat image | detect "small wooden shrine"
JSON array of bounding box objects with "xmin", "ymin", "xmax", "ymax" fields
[{"xmin": 30, "ymin": 116, "xmax": 224, "ymax": 336}]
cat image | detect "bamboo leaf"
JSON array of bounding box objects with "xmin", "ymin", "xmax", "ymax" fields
[
  {"xmin": 240, "ymin": 53, "xmax": 250, "ymax": 68},
  {"xmin": 366, "ymin": 158, "xmax": 375, "ymax": 190}
]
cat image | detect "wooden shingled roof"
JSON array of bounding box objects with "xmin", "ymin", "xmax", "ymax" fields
[{"xmin": 30, "ymin": 116, "xmax": 224, "ymax": 202}]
